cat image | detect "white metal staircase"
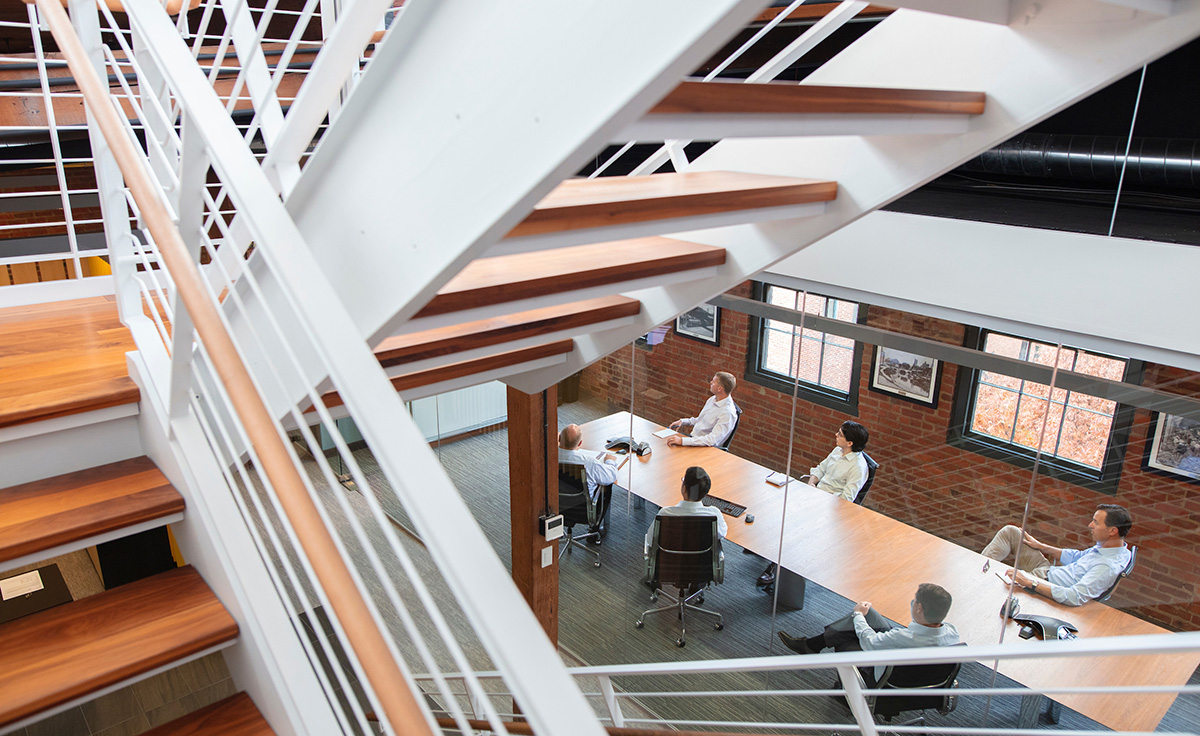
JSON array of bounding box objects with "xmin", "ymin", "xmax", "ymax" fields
[{"xmin": 4, "ymin": 0, "xmax": 1200, "ymax": 734}]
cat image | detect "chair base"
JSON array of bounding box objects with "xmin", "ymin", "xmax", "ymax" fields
[
  {"xmin": 636, "ymin": 585, "xmax": 722, "ymax": 647},
  {"xmin": 559, "ymin": 527, "xmax": 601, "ymax": 567}
]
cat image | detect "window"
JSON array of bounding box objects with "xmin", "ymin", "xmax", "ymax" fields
[
  {"xmin": 951, "ymin": 329, "xmax": 1136, "ymax": 492},
  {"xmin": 746, "ymin": 283, "xmax": 865, "ymax": 413}
]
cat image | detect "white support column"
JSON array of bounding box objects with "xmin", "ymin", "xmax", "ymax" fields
[
  {"xmin": 217, "ymin": 0, "xmax": 286, "ymax": 148},
  {"xmin": 836, "ymin": 665, "xmax": 879, "ymax": 736},
  {"xmin": 168, "ymin": 113, "xmax": 210, "ymax": 422}
]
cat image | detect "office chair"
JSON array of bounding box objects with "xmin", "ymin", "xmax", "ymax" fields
[
  {"xmin": 1096, "ymin": 545, "xmax": 1138, "ymax": 602},
  {"xmin": 717, "ymin": 406, "xmax": 744, "ymax": 452},
  {"xmin": 845, "ymin": 646, "xmax": 963, "ymax": 725},
  {"xmin": 854, "ymin": 452, "xmax": 880, "ymax": 505},
  {"xmin": 637, "ymin": 514, "xmax": 724, "ymax": 647},
  {"xmin": 558, "ymin": 462, "xmax": 606, "ymax": 568}
]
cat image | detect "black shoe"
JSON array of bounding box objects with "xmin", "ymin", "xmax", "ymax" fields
[
  {"xmin": 756, "ymin": 563, "xmax": 777, "ymax": 587},
  {"xmin": 762, "ymin": 583, "xmax": 774, "ymax": 596},
  {"xmin": 777, "ymin": 631, "xmax": 811, "ymax": 654}
]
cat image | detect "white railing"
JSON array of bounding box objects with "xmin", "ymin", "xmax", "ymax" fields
[
  {"xmin": 416, "ymin": 632, "xmax": 1200, "ymax": 736},
  {"xmin": 48, "ymin": 0, "xmax": 606, "ymax": 734}
]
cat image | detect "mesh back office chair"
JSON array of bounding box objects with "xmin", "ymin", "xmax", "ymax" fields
[
  {"xmin": 558, "ymin": 462, "xmax": 606, "ymax": 568},
  {"xmin": 717, "ymin": 406, "xmax": 744, "ymax": 452},
  {"xmin": 637, "ymin": 515, "xmax": 724, "ymax": 647},
  {"xmin": 1096, "ymin": 545, "xmax": 1138, "ymax": 602},
  {"xmin": 854, "ymin": 452, "xmax": 880, "ymax": 505}
]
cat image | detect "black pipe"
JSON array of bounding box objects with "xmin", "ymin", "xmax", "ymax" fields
[{"xmin": 959, "ymin": 133, "xmax": 1200, "ymax": 189}]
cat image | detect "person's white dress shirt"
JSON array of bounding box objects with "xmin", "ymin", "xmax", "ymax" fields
[
  {"xmin": 558, "ymin": 447, "xmax": 618, "ymax": 500},
  {"xmin": 810, "ymin": 447, "xmax": 868, "ymax": 501},
  {"xmin": 1044, "ymin": 543, "xmax": 1132, "ymax": 606},
  {"xmin": 678, "ymin": 396, "xmax": 739, "ymax": 447},
  {"xmin": 851, "ymin": 615, "xmax": 961, "ymax": 680},
  {"xmin": 644, "ymin": 500, "xmax": 727, "ymax": 554}
]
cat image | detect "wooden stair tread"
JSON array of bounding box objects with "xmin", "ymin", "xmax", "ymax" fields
[
  {"xmin": 652, "ymin": 80, "xmax": 986, "ymax": 116},
  {"xmin": 0, "ymin": 296, "xmax": 140, "ymax": 428},
  {"xmin": 142, "ymin": 692, "xmax": 274, "ymax": 736},
  {"xmin": 416, "ymin": 238, "xmax": 725, "ymax": 319},
  {"xmin": 0, "ymin": 456, "xmax": 183, "ymax": 566},
  {"xmin": 376, "ymin": 296, "xmax": 640, "ymax": 368},
  {"xmin": 507, "ymin": 171, "xmax": 837, "ymax": 238},
  {"xmin": 0, "ymin": 566, "xmax": 238, "ymax": 730}
]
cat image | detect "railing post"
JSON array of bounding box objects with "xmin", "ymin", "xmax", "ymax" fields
[
  {"xmin": 836, "ymin": 665, "xmax": 878, "ymax": 736},
  {"xmin": 597, "ymin": 675, "xmax": 624, "ymax": 728}
]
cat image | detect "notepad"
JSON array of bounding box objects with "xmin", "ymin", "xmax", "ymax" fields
[
  {"xmin": 1, "ymin": 570, "xmax": 43, "ymax": 600},
  {"xmin": 653, "ymin": 428, "xmax": 677, "ymax": 439},
  {"xmin": 765, "ymin": 471, "xmax": 801, "ymax": 487}
]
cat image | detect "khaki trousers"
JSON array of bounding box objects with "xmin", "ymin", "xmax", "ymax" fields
[{"xmin": 982, "ymin": 525, "xmax": 1052, "ymax": 579}]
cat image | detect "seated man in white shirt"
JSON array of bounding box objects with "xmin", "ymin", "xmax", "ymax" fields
[
  {"xmin": 808, "ymin": 420, "xmax": 871, "ymax": 502},
  {"xmin": 558, "ymin": 424, "xmax": 619, "ymax": 541},
  {"xmin": 778, "ymin": 583, "xmax": 960, "ymax": 685},
  {"xmin": 666, "ymin": 372, "xmax": 739, "ymax": 448},
  {"xmin": 644, "ymin": 466, "xmax": 727, "ymax": 600},
  {"xmin": 982, "ymin": 504, "xmax": 1134, "ymax": 606}
]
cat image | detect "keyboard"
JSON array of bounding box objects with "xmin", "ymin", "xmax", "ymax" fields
[{"xmin": 702, "ymin": 494, "xmax": 747, "ymax": 518}]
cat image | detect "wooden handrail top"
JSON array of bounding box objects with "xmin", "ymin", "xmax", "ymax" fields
[
  {"xmin": 141, "ymin": 692, "xmax": 275, "ymax": 736},
  {"xmin": 376, "ymin": 295, "xmax": 639, "ymax": 368},
  {"xmin": 653, "ymin": 80, "xmax": 986, "ymax": 116},
  {"xmin": 0, "ymin": 456, "xmax": 182, "ymax": 565},
  {"xmin": 416, "ymin": 238, "xmax": 725, "ymax": 319},
  {"xmin": 435, "ymin": 717, "xmax": 788, "ymax": 736},
  {"xmin": 508, "ymin": 171, "xmax": 836, "ymax": 239},
  {"xmin": 753, "ymin": 3, "xmax": 893, "ymax": 23},
  {"xmin": 0, "ymin": 566, "xmax": 237, "ymax": 729}
]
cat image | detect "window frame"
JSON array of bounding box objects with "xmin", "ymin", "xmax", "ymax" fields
[
  {"xmin": 744, "ymin": 281, "xmax": 866, "ymax": 415},
  {"xmin": 947, "ymin": 327, "xmax": 1140, "ymax": 495}
]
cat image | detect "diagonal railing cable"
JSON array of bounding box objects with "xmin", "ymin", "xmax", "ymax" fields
[{"xmin": 28, "ymin": 0, "xmax": 432, "ymax": 732}]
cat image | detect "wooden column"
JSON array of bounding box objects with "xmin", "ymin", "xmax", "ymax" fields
[{"xmin": 506, "ymin": 384, "xmax": 559, "ymax": 643}]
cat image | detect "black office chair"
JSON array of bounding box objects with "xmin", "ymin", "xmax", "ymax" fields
[
  {"xmin": 845, "ymin": 645, "xmax": 964, "ymax": 725},
  {"xmin": 558, "ymin": 462, "xmax": 606, "ymax": 568},
  {"xmin": 637, "ymin": 514, "xmax": 724, "ymax": 647},
  {"xmin": 1096, "ymin": 545, "xmax": 1138, "ymax": 602},
  {"xmin": 717, "ymin": 406, "xmax": 744, "ymax": 452},
  {"xmin": 855, "ymin": 452, "xmax": 880, "ymax": 505}
]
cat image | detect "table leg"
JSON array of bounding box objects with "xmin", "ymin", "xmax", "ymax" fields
[{"xmin": 1018, "ymin": 693, "xmax": 1043, "ymax": 728}]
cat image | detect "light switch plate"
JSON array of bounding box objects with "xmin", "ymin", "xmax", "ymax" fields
[{"xmin": 541, "ymin": 546, "xmax": 553, "ymax": 568}]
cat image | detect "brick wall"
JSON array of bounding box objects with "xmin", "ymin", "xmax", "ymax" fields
[{"xmin": 579, "ymin": 283, "xmax": 1200, "ymax": 632}]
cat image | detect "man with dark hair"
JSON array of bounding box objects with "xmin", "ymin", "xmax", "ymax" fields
[
  {"xmin": 982, "ymin": 504, "xmax": 1133, "ymax": 606},
  {"xmin": 808, "ymin": 420, "xmax": 871, "ymax": 502},
  {"xmin": 666, "ymin": 372, "xmax": 739, "ymax": 448},
  {"xmin": 778, "ymin": 583, "xmax": 959, "ymax": 683},
  {"xmin": 643, "ymin": 466, "xmax": 727, "ymax": 554}
]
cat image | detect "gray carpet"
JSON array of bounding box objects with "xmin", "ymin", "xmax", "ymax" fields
[{"xmin": 305, "ymin": 397, "xmax": 1199, "ymax": 733}]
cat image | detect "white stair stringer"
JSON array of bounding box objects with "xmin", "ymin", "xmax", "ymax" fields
[
  {"xmin": 282, "ymin": 0, "xmax": 768, "ymax": 347},
  {"xmin": 504, "ymin": 0, "xmax": 1200, "ymax": 394}
]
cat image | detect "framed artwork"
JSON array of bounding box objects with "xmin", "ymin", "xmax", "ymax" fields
[
  {"xmin": 1144, "ymin": 412, "xmax": 1200, "ymax": 483},
  {"xmin": 869, "ymin": 346, "xmax": 941, "ymax": 407},
  {"xmin": 675, "ymin": 304, "xmax": 720, "ymax": 346}
]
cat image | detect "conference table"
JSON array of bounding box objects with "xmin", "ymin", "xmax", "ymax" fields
[{"xmin": 581, "ymin": 412, "xmax": 1199, "ymax": 732}]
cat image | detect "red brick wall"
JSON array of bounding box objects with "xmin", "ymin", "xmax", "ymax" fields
[{"xmin": 579, "ymin": 283, "xmax": 1200, "ymax": 632}]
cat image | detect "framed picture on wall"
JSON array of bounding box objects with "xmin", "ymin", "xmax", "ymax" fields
[
  {"xmin": 1144, "ymin": 412, "xmax": 1200, "ymax": 482},
  {"xmin": 675, "ymin": 304, "xmax": 720, "ymax": 346},
  {"xmin": 869, "ymin": 346, "xmax": 941, "ymax": 407}
]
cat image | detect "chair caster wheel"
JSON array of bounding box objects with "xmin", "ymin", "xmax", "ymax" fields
[
  {"xmin": 676, "ymin": 639, "xmax": 686, "ymax": 648},
  {"xmin": 594, "ymin": 561, "xmax": 601, "ymax": 568},
  {"xmin": 650, "ymin": 593, "xmax": 658, "ymax": 601},
  {"xmin": 714, "ymin": 623, "xmax": 724, "ymax": 631},
  {"xmin": 635, "ymin": 620, "xmax": 644, "ymax": 629}
]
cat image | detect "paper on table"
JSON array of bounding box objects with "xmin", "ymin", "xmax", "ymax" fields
[
  {"xmin": 765, "ymin": 471, "xmax": 801, "ymax": 487},
  {"xmin": 653, "ymin": 428, "xmax": 677, "ymax": 439},
  {"xmin": 1, "ymin": 570, "xmax": 44, "ymax": 600}
]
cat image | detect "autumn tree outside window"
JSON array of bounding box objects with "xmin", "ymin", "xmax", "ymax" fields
[{"xmin": 950, "ymin": 329, "xmax": 1136, "ymax": 494}]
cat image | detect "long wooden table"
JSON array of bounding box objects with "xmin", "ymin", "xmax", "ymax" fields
[{"xmin": 581, "ymin": 413, "xmax": 1199, "ymax": 732}]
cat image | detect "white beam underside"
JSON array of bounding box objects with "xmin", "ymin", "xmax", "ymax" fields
[
  {"xmin": 284, "ymin": 0, "xmax": 770, "ymax": 346},
  {"xmin": 399, "ymin": 353, "xmax": 568, "ymax": 402},
  {"xmin": 506, "ymin": 0, "xmax": 1200, "ymax": 392},
  {"xmin": 619, "ymin": 113, "xmax": 971, "ymax": 142},
  {"xmin": 486, "ymin": 203, "xmax": 827, "ymax": 258},
  {"xmin": 879, "ymin": 0, "xmax": 1012, "ymax": 23},
  {"xmin": 767, "ymin": 211, "xmax": 1200, "ymax": 371}
]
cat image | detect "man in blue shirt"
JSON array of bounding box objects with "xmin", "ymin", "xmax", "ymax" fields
[{"xmin": 982, "ymin": 504, "xmax": 1133, "ymax": 606}]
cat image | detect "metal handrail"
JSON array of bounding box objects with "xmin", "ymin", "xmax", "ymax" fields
[{"xmin": 29, "ymin": 0, "xmax": 432, "ymax": 733}]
